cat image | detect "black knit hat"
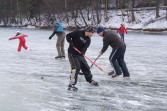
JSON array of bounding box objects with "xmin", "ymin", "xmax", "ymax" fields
[
  {"xmin": 85, "ymin": 25, "xmax": 95, "ymax": 33},
  {"xmin": 49, "ymin": 17, "xmax": 54, "ymax": 22}
]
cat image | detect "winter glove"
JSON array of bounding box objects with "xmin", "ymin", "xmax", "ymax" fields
[
  {"xmin": 70, "ymin": 41, "xmax": 74, "ymax": 47},
  {"xmin": 49, "ymin": 37, "xmax": 52, "ymax": 40},
  {"xmin": 99, "ymin": 51, "xmax": 103, "ymax": 57},
  {"xmin": 79, "ymin": 52, "xmax": 84, "ymax": 56}
]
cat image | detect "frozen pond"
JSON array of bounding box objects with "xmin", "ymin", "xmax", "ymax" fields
[{"xmin": 0, "ymin": 27, "xmax": 167, "ymax": 111}]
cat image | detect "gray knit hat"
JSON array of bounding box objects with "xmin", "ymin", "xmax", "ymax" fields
[{"xmin": 85, "ymin": 26, "xmax": 95, "ymax": 33}]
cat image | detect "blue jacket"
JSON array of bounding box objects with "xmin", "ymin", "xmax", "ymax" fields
[{"xmin": 53, "ymin": 23, "xmax": 64, "ymax": 33}]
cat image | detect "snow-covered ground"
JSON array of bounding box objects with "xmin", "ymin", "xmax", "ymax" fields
[
  {"xmin": 0, "ymin": 27, "xmax": 167, "ymax": 111},
  {"xmin": 95, "ymin": 9, "xmax": 167, "ymax": 29}
]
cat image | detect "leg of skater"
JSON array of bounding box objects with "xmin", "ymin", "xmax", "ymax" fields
[
  {"xmin": 109, "ymin": 49, "xmax": 123, "ymax": 78},
  {"xmin": 117, "ymin": 46, "xmax": 130, "ymax": 78},
  {"xmin": 22, "ymin": 40, "xmax": 28, "ymax": 50},
  {"xmin": 55, "ymin": 37, "xmax": 62, "ymax": 59},
  {"xmin": 18, "ymin": 41, "xmax": 23, "ymax": 52},
  {"xmin": 79, "ymin": 56, "xmax": 98, "ymax": 85},
  {"xmin": 60, "ymin": 34, "xmax": 65, "ymax": 58},
  {"xmin": 67, "ymin": 53, "xmax": 81, "ymax": 91}
]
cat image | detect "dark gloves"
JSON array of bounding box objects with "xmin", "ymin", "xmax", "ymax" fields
[
  {"xmin": 79, "ymin": 52, "xmax": 84, "ymax": 56},
  {"xmin": 70, "ymin": 41, "xmax": 74, "ymax": 47},
  {"xmin": 49, "ymin": 37, "xmax": 52, "ymax": 40}
]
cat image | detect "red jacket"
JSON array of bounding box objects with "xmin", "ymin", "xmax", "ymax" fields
[
  {"xmin": 9, "ymin": 34, "xmax": 27, "ymax": 42},
  {"xmin": 117, "ymin": 27, "xmax": 127, "ymax": 34}
]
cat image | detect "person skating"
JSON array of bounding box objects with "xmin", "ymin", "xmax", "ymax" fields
[
  {"xmin": 66, "ymin": 26, "xmax": 98, "ymax": 91},
  {"xmin": 117, "ymin": 23, "xmax": 127, "ymax": 41},
  {"xmin": 9, "ymin": 29, "xmax": 28, "ymax": 52},
  {"xmin": 48, "ymin": 17, "xmax": 66, "ymax": 59},
  {"xmin": 97, "ymin": 27, "xmax": 130, "ymax": 78}
]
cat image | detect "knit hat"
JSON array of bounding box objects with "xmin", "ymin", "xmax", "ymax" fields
[
  {"xmin": 97, "ymin": 27, "xmax": 104, "ymax": 34},
  {"xmin": 16, "ymin": 29, "xmax": 19, "ymax": 33},
  {"xmin": 49, "ymin": 17, "xmax": 54, "ymax": 22},
  {"xmin": 85, "ymin": 25, "xmax": 95, "ymax": 33}
]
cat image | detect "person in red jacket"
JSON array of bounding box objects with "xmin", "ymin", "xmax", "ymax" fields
[
  {"xmin": 9, "ymin": 29, "xmax": 28, "ymax": 52},
  {"xmin": 117, "ymin": 23, "xmax": 127, "ymax": 41}
]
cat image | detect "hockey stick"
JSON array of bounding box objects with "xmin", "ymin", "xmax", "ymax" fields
[
  {"xmin": 73, "ymin": 47, "xmax": 108, "ymax": 75},
  {"xmin": 79, "ymin": 55, "xmax": 100, "ymax": 75},
  {"xmin": 90, "ymin": 55, "xmax": 100, "ymax": 68}
]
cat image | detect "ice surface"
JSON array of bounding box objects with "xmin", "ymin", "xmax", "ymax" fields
[{"xmin": 0, "ymin": 27, "xmax": 167, "ymax": 111}]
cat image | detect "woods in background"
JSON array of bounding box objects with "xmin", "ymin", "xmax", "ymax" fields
[{"xmin": 0, "ymin": 0, "xmax": 166, "ymax": 27}]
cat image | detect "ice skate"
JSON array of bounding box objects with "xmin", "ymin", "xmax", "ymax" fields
[
  {"xmin": 61, "ymin": 56, "xmax": 65, "ymax": 59},
  {"xmin": 108, "ymin": 70, "xmax": 115, "ymax": 76},
  {"xmin": 67, "ymin": 84, "xmax": 78, "ymax": 91},
  {"xmin": 123, "ymin": 75, "xmax": 130, "ymax": 79},
  {"xmin": 55, "ymin": 56, "xmax": 62, "ymax": 59},
  {"xmin": 112, "ymin": 74, "xmax": 122, "ymax": 78},
  {"xmin": 90, "ymin": 80, "xmax": 99, "ymax": 86}
]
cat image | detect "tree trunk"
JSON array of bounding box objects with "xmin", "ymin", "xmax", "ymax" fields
[
  {"xmin": 149, "ymin": 0, "xmax": 151, "ymax": 7},
  {"xmin": 65, "ymin": 8, "xmax": 70, "ymax": 26},
  {"xmin": 130, "ymin": 0, "xmax": 135, "ymax": 21},
  {"xmin": 105, "ymin": 0, "xmax": 108, "ymax": 22},
  {"xmin": 166, "ymin": 0, "xmax": 167, "ymax": 20},
  {"xmin": 166, "ymin": 7, "xmax": 167, "ymax": 20},
  {"xmin": 65, "ymin": 0, "xmax": 67, "ymax": 9},
  {"xmin": 80, "ymin": 9, "xmax": 88, "ymax": 26},
  {"xmin": 95, "ymin": 2, "xmax": 101, "ymax": 25},
  {"xmin": 10, "ymin": 0, "xmax": 13, "ymax": 24},
  {"xmin": 164, "ymin": 0, "xmax": 167, "ymax": 6},
  {"xmin": 132, "ymin": 0, "xmax": 135, "ymax": 8},
  {"xmin": 156, "ymin": 0, "xmax": 160, "ymax": 18},
  {"xmin": 116, "ymin": 0, "xmax": 118, "ymax": 8}
]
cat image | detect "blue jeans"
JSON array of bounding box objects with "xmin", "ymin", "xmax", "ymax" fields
[
  {"xmin": 109, "ymin": 46, "xmax": 130, "ymax": 76},
  {"xmin": 120, "ymin": 34, "xmax": 124, "ymax": 41}
]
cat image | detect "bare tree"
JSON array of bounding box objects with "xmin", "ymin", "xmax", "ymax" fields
[
  {"xmin": 116, "ymin": 0, "xmax": 119, "ymax": 8},
  {"xmin": 156, "ymin": 0, "xmax": 160, "ymax": 18},
  {"xmin": 165, "ymin": 0, "xmax": 167, "ymax": 20},
  {"xmin": 129, "ymin": 0, "xmax": 135, "ymax": 21},
  {"xmin": 164, "ymin": 0, "xmax": 167, "ymax": 6},
  {"xmin": 149, "ymin": 0, "xmax": 151, "ymax": 7},
  {"xmin": 105, "ymin": 0, "xmax": 109, "ymax": 22}
]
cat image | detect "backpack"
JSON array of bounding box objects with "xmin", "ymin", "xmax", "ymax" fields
[{"xmin": 55, "ymin": 23, "xmax": 64, "ymax": 33}]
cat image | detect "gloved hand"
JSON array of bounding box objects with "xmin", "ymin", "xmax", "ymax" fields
[
  {"xmin": 79, "ymin": 52, "xmax": 84, "ymax": 56},
  {"xmin": 70, "ymin": 41, "xmax": 74, "ymax": 47},
  {"xmin": 49, "ymin": 37, "xmax": 52, "ymax": 40},
  {"xmin": 99, "ymin": 51, "xmax": 103, "ymax": 57}
]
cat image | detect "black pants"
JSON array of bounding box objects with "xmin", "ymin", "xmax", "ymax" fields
[{"xmin": 68, "ymin": 53, "xmax": 92, "ymax": 85}]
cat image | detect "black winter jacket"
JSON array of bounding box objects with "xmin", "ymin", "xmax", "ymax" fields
[{"xmin": 66, "ymin": 30, "xmax": 91, "ymax": 55}]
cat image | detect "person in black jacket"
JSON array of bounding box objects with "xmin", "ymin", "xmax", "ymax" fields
[
  {"xmin": 97, "ymin": 27, "xmax": 130, "ymax": 78},
  {"xmin": 66, "ymin": 26, "xmax": 98, "ymax": 91}
]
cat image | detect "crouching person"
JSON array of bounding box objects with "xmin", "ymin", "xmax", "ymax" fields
[{"xmin": 97, "ymin": 27, "xmax": 130, "ymax": 78}]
